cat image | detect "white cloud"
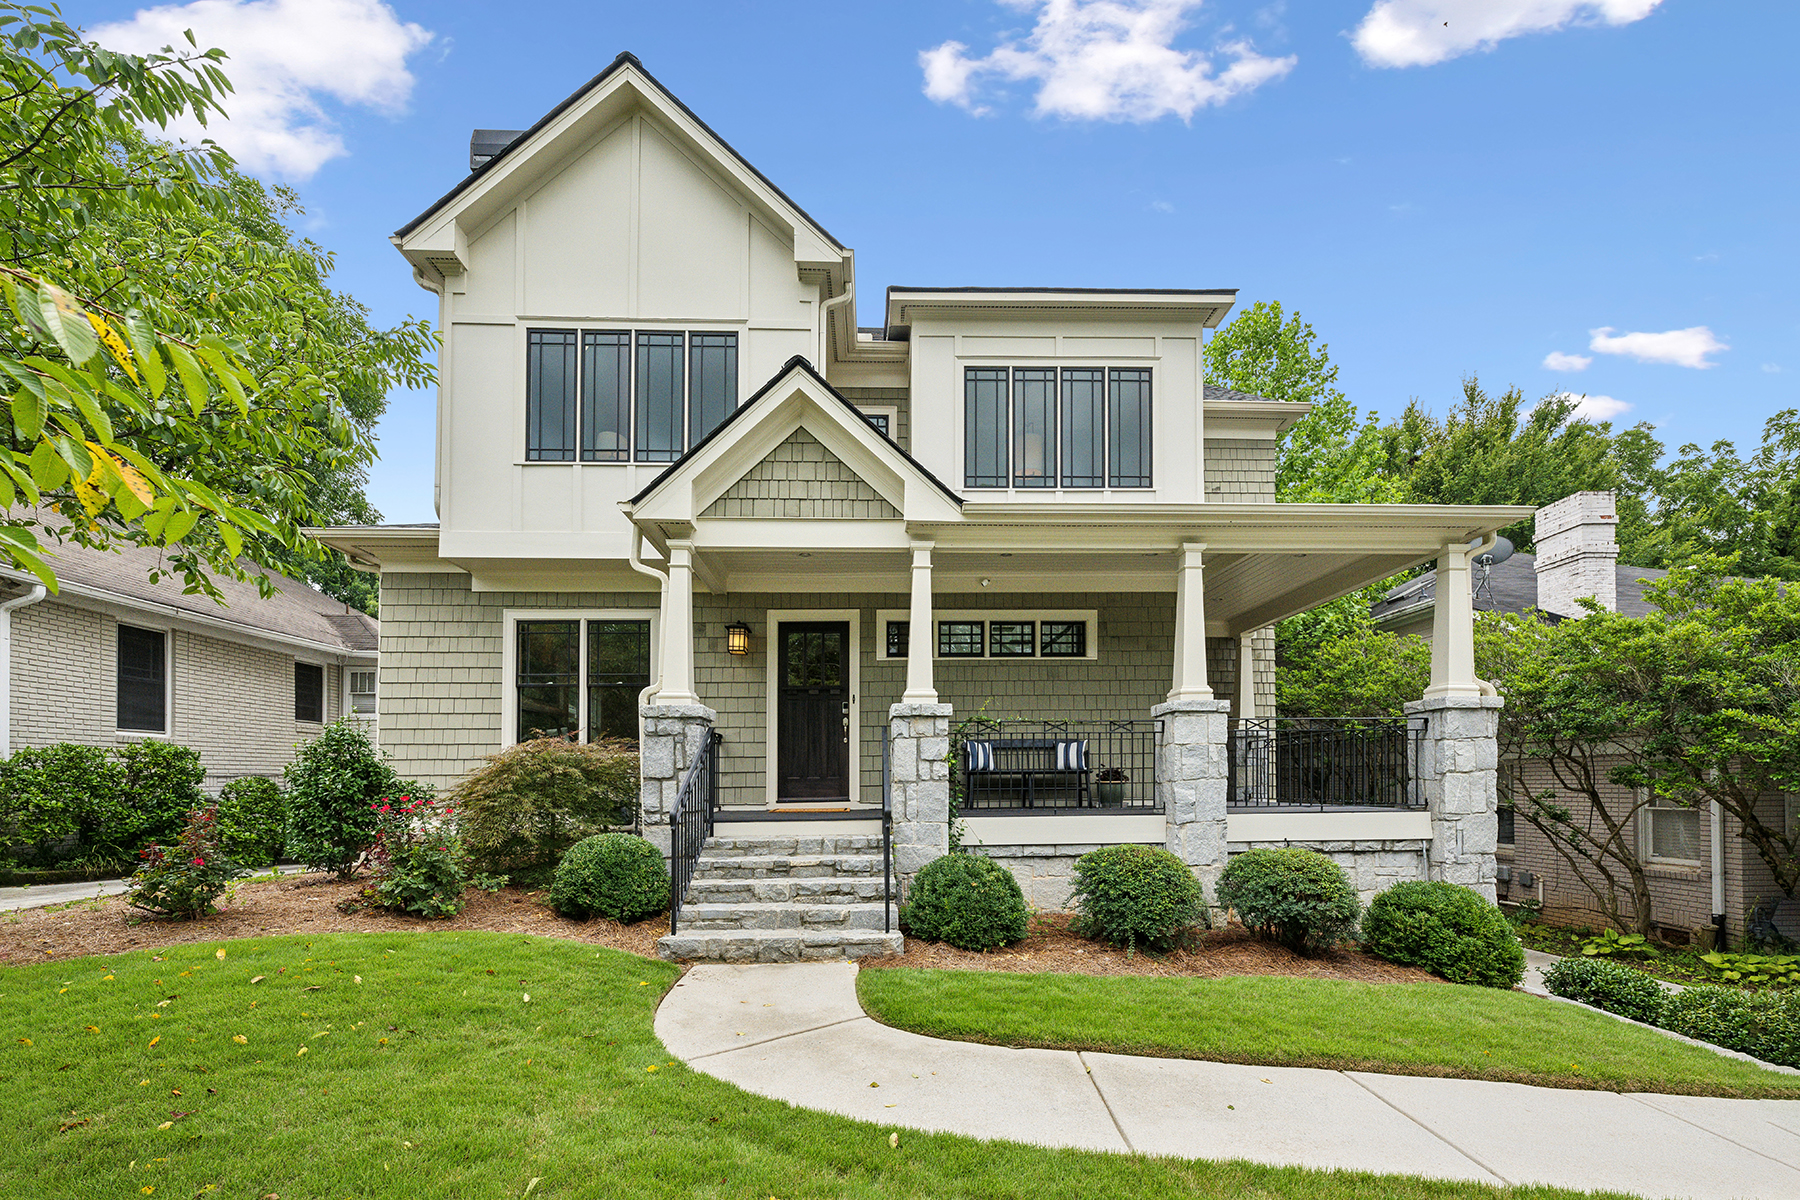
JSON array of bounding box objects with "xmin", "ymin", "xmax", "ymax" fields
[
  {"xmin": 1554, "ymin": 391, "xmax": 1631, "ymax": 421},
  {"xmin": 1353, "ymin": 0, "xmax": 1662, "ymax": 69},
  {"xmin": 1589, "ymin": 325, "xmax": 1727, "ymax": 369},
  {"xmin": 1542, "ymin": 350, "xmax": 1592, "ymax": 372},
  {"xmin": 919, "ymin": 0, "xmax": 1295, "ymax": 121},
  {"xmin": 1763, "ymin": 363, "xmax": 1783, "ymax": 374},
  {"xmin": 1149, "ymin": 199, "xmax": 1175, "ymax": 212},
  {"xmin": 93, "ymin": 0, "xmax": 434, "ymax": 180}
]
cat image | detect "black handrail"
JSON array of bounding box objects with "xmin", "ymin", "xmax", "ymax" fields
[
  {"xmin": 668, "ymin": 729, "xmax": 721, "ymax": 935},
  {"xmin": 1228, "ymin": 717, "xmax": 1425, "ymax": 809},
  {"xmin": 881, "ymin": 730, "xmax": 893, "ymax": 933}
]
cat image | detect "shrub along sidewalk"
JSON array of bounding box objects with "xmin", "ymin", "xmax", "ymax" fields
[
  {"xmin": 0, "ymin": 932, "xmax": 1629, "ymax": 1200},
  {"xmin": 856, "ymin": 968, "xmax": 1800, "ymax": 1098}
]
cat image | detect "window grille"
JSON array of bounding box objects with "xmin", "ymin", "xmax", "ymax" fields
[{"xmin": 349, "ymin": 669, "xmax": 377, "ymax": 715}]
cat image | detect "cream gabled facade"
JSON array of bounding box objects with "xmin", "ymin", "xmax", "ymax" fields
[{"xmin": 319, "ymin": 54, "xmax": 1527, "ymax": 922}]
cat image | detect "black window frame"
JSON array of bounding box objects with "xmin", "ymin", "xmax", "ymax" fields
[
  {"xmin": 586, "ymin": 619, "xmax": 652, "ymax": 744},
  {"xmin": 1012, "ymin": 368, "xmax": 1057, "ymax": 487},
  {"xmin": 989, "ymin": 620, "xmax": 1036, "ymax": 657},
  {"xmin": 524, "ymin": 327, "xmax": 738, "ymax": 465},
  {"xmin": 963, "ymin": 367, "xmax": 1009, "ymax": 488},
  {"xmin": 294, "ymin": 661, "xmax": 325, "ymax": 724},
  {"xmin": 1060, "ymin": 367, "xmax": 1107, "ymax": 489},
  {"xmin": 116, "ymin": 624, "xmax": 167, "ymax": 733},
  {"xmin": 1108, "ymin": 367, "xmax": 1153, "ymax": 488},
  {"xmin": 1040, "ymin": 621, "xmax": 1088, "ymax": 658},
  {"xmin": 885, "ymin": 619, "xmax": 910, "ymax": 658},
  {"xmin": 864, "ymin": 412, "xmax": 891, "ymax": 439},
  {"xmin": 937, "ymin": 620, "xmax": 985, "ymax": 658}
]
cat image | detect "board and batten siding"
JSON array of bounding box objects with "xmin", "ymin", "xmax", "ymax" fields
[{"xmin": 8, "ymin": 596, "xmax": 343, "ymax": 773}]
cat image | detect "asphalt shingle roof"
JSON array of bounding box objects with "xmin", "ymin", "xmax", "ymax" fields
[{"xmin": 1370, "ymin": 551, "xmax": 1668, "ymax": 624}]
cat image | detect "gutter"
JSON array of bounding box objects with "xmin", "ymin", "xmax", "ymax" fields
[{"xmin": 0, "ymin": 583, "xmax": 46, "ymax": 758}]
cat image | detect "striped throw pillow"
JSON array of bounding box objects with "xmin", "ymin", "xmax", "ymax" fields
[
  {"xmin": 1055, "ymin": 739, "xmax": 1087, "ymax": 772},
  {"xmin": 965, "ymin": 741, "xmax": 995, "ymax": 772}
]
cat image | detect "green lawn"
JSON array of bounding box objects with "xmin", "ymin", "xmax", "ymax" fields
[
  {"xmin": 0, "ymin": 934, "xmax": 1644, "ymax": 1200},
  {"xmin": 857, "ymin": 967, "xmax": 1800, "ymax": 1099}
]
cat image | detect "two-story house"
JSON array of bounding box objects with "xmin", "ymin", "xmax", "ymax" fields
[{"xmin": 318, "ymin": 54, "xmax": 1527, "ymax": 961}]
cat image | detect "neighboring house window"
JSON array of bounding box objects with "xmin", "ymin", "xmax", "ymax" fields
[
  {"xmin": 117, "ymin": 624, "xmax": 166, "ymax": 732},
  {"xmin": 1641, "ymin": 792, "xmax": 1702, "ymax": 866},
  {"xmin": 349, "ymin": 669, "xmax": 377, "ymax": 715},
  {"xmin": 964, "ymin": 368, "xmax": 1008, "ymax": 488},
  {"xmin": 294, "ymin": 662, "xmax": 324, "ymax": 723},
  {"xmin": 525, "ymin": 329, "xmax": 579, "ymax": 461},
  {"xmin": 525, "ymin": 328, "xmax": 737, "ymax": 464},
  {"xmin": 514, "ymin": 617, "xmax": 652, "ymax": 744},
  {"xmin": 587, "ymin": 620, "xmax": 652, "ymax": 742},
  {"xmin": 964, "ymin": 365, "xmax": 1153, "ymax": 490},
  {"xmin": 879, "ymin": 611, "xmax": 1096, "ymax": 661},
  {"xmin": 1496, "ymin": 763, "xmax": 1516, "ymax": 847}
]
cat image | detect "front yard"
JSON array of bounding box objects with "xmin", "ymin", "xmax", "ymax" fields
[
  {"xmin": 1, "ymin": 931, "xmax": 1638, "ymax": 1200},
  {"xmin": 857, "ymin": 967, "xmax": 1800, "ymax": 1098}
]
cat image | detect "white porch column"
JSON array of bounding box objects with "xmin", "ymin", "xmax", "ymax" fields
[
  {"xmin": 1168, "ymin": 541, "xmax": 1212, "ymax": 702},
  {"xmin": 1235, "ymin": 630, "xmax": 1258, "ymax": 720},
  {"xmin": 1424, "ymin": 540, "xmax": 1482, "ymax": 700},
  {"xmin": 902, "ymin": 539, "xmax": 937, "ymax": 704},
  {"xmin": 658, "ymin": 538, "xmax": 700, "ymax": 706}
]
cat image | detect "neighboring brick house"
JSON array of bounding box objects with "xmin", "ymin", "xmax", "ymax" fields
[
  {"xmin": 1372, "ymin": 491, "xmax": 1797, "ymax": 947},
  {"xmin": 318, "ymin": 53, "xmax": 1526, "ymax": 960},
  {"xmin": 0, "ymin": 535, "xmax": 379, "ymax": 787}
]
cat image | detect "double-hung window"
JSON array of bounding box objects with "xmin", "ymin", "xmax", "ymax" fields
[
  {"xmin": 117, "ymin": 625, "xmax": 166, "ymax": 733},
  {"xmin": 514, "ymin": 617, "xmax": 653, "ymax": 744},
  {"xmin": 965, "ymin": 365, "xmax": 1151, "ymax": 489},
  {"xmin": 1640, "ymin": 792, "xmax": 1702, "ymax": 866},
  {"xmin": 527, "ymin": 328, "xmax": 737, "ymax": 463},
  {"xmin": 349, "ymin": 669, "xmax": 377, "ymax": 715}
]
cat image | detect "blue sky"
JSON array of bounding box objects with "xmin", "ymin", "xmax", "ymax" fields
[{"xmin": 79, "ymin": 1, "xmax": 1798, "ymax": 524}]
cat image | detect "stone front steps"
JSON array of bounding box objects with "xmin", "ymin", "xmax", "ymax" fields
[{"xmin": 656, "ymin": 834, "xmax": 903, "ymax": 963}]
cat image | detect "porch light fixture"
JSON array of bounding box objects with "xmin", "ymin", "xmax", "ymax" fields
[{"xmin": 726, "ymin": 622, "xmax": 752, "ymax": 657}]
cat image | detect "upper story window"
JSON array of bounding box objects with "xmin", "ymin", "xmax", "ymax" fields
[
  {"xmin": 527, "ymin": 328, "xmax": 737, "ymax": 463},
  {"xmin": 964, "ymin": 366, "xmax": 1152, "ymax": 490}
]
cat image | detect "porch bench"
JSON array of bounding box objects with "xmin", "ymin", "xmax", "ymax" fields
[{"xmin": 963, "ymin": 737, "xmax": 1090, "ymax": 809}]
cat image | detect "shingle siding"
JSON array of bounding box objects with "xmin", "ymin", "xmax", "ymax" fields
[
  {"xmin": 1203, "ymin": 438, "xmax": 1276, "ymax": 502},
  {"xmin": 838, "ymin": 386, "xmax": 910, "ymax": 453},
  {"xmin": 8, "ymin": 596, "xmax": 348, "ymax": 777},
  {"xmin": 701, "ymin": 429, "xmax": 899, "ymax": 520}
]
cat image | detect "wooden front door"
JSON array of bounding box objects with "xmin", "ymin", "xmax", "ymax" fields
[{"xmin": 777, "ymin": 621, "xmax": 850, "ymax": 801}]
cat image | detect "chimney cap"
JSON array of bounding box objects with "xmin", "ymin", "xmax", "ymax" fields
[{"xmin": 469, "ymin": 129, "xmax": 526, "ymax": 172}]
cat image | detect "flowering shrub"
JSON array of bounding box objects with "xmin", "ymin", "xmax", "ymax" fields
[
  {"xmin": 127, "ymin": 806, "xmax": 240, "ymax": 918},
  {"xmin": 368, "ymin": 795, "xmax": 468, "ymax": 918}
]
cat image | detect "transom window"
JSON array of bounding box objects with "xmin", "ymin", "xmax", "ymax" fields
[
  {"xmin": 964, "ymin": 366, "xmax": 1152, "ymax": 490},
  {"xmin": 877, "ymin": 610, "xmax": 1097, "ymax": 661},
  {"xmin": 527, "ymin": 329, "xmax": 737, "ymax": 463},
  {"xmin": 514, "ymin": 617, "xmax": 653, "ymax": 744}
]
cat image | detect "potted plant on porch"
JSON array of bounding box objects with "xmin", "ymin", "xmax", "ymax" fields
[{"xmin": 1094, "ymin": 766, "xmax": 1129, "ymax": 807}]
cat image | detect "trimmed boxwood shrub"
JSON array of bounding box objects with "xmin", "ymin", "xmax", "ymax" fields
[
  {"xmin": 0, "ymin": 743, "xmax": 128, "ymax": 867},
  {"xmin": 1215, "ymin": 847, "xmax": 1360, "ymax": 954},
  {"xmin": 1361, "ymin": 880, "xmax": 1525, "ymax": 988},
  {"xmin": 1070, "ymin": 844, "xmax": 1207, "ymax": 952},
  {"xmin": 901, "ymin": 853, "xmax": 1029, "ymax": 951},
  {"xmin": 551, "ymin": 833, "xmax": 668, "ymax": 922},
  {"xmin": 117, "ymin": 739, "xmax": 206, "ymax": 849},
  {"xmin": 1542, "ymin": 956, "xmax": 1669, "ymax": 1025},
  {"xmin": 216, "ymin": 777, "xmax": 286, "ymax": 868},
  {"xmin": 1661, "ymin": 986, "xmax": 1800, "ymax": 1069}
]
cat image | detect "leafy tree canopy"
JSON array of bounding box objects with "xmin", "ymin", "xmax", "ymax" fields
[{"xmin": 0, "ymin": 4, "xmax": 432, "ymax": 611}]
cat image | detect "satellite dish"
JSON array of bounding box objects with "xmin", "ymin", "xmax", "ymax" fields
[{"xmin": 1470, "ymin": 535, "xmax": 1515, "ymax": 568}]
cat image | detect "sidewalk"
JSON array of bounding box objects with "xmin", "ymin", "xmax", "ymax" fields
[
  {"xmin": 656, "ymin": 962, "xmax": 1800, "ymax": 1200},
  {"xmin": 0, "ymin": 864, "xmax": 306, "ymax": 912}
]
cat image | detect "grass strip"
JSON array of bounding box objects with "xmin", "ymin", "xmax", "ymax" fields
[
  {"xmin": 857, "ymin": 966, "xmax": 1800, "ymax": 1098},
  {"xmin": 0, "ymin": 931, "xmax": 1650, "ymax": 1199}
]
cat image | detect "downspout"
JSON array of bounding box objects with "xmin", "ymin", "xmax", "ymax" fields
[
  {"xmin": 0, "ymin": 583, "xmax": 47, "ymax": 758},
  {"xmin": 1711, "ymin": 800, "xmax": 1727, "ymax": 949},
  {"xmin": 819, "ymin": 264, "xmax": 855, "ymax": 370},
  {"xmin": 626, "ymin": 530, "xmax": 669, "ymax": 839}
]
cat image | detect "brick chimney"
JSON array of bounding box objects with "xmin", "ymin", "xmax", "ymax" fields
[{"xmin": 1533, "ymin": 491, "xmax": 1618, "ymax": 618}]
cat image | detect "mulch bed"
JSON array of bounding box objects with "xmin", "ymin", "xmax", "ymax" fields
[
  {"xmin": 861, "ymin": 912, "xmax": 1441, "ymax": 983},
  {"xmin": 0, "ymin": 874, "xmax": 666, "ymax": 967},
  {"xmin": 4, "ymin": 881, "xmax": 1437, "ymax": 985}
]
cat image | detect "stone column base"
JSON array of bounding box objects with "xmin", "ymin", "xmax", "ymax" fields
[
  {"xmin": 1152, "ymin": 697, "xmax": 1231, "ymax": 893},
  {"xmin": 1405, "ymin": 694, "xmax": 1503, "ymax": 902},
  {"xmin": 889, "ymin": 702, "xmax": 952, "ymax": 885},
  {"xmin": 639, "ymin": 702, "xmax": 717, "ymax": 861}
]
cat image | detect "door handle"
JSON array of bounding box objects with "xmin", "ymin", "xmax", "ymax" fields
[{"xmin": 843, "ymin": 715, "xmax": 850, "ymax": 745}]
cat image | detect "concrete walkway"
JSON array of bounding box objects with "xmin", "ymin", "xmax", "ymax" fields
[
  {"xmin": 0, "ymin": 864, "xmax": 306, "ymax": 912},
  {"xmin": 657, "ymin": 962, "xmax": 1800, "ymax": 1200}
]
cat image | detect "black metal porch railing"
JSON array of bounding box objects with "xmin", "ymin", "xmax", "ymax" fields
[
  {"xmin": 668, "ymin": 729, "xmax": 722, "ymax": 934},
  {"xmin": 1228, "ymin": 717, "xmax": 1425, "ymax": 810},
  {"xmin": 953, "ymin": 719, "xmax": 1162, "ymax": 812},
  {"xmin": 880, "ymin": 731, "xmax": 893, "ymax": 931}
]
